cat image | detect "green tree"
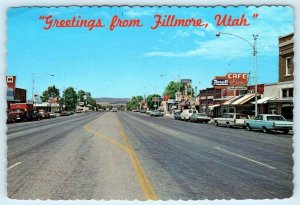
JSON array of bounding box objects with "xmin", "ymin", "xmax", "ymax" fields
[
  {"xmin": 146, "ymin": 94, "xmax": 161, "ymax": 109},
  {"xmin": 163, "ymin": 81, "xmax": 194, "ymax": 99},
  {"xmin": 126, "ymin": 95, "xmax": 144, "ymax": 111},
  {"xmin": 41, "ymin": 85, "xmax": 60, "ymax": 102},
  {"xmin": 63, "ymin": 87, "xmax": 77, "ymax": 111},
  {"xmin": 77, "ymin": 90, "xmax": 86, "ymax": 102},
  {"xmin": 85, "ymin": 92, "xmax": 97, "ymax": 110}
]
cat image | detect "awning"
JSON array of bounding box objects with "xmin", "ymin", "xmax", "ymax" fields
[
  {"xmin": 267, "ymin": 98, "xmax": 293, "ymax": 103},
  {"xmin": 222, "ymin": 96, "xmax": 242, "ymax": 105},
  {"xmin": 208, "ymin": 104, "xmax": 221, "ymax": 110},
  {"xmin": 214, "ymin": 97, "xmax": 232, "ymax": 101},
  {"xmin": 251, "ymin": 96, "xmax": 277, "ymax": 104},
  {"xmin": 208, "ymin": 104, "xmax": 220, "ymax": 108},
  {"xmin": 231, "ymin": 94, "xmax": 256, "ymax": 105}
]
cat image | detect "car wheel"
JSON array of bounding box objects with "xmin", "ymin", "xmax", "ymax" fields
[
  {"xmin": 226, "ymin": 122, "xmax": 231, "ymax": 128},
  {"xmin": 283, "ymin": 129, "xmax": 289, "ymax": 134},
  {"xmin": 246, "ymin": 124, "xmax": 252, "ymax": 131},
  {"xmin": 262, "ymin": 127, "xmax": 268, "ymax": 133},
  {"xmin": 215, "ymin": 121, "xmax": 219, "ymax": 126}
]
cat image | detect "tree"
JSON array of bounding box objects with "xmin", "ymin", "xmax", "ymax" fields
[
  {"xmin": 146, "ymin": 94, "xmax": 161, "ymax": 109},
  {"xmin": 163, "ymin": 81, "xmax": 195, "ymax": 99},
  {"xmin": 126, "ymin": 95, "xmax": 144, "ymax": 111},
  {"xmin": 63, "ymin": 87, "xmax": 77, "ymax": 111},
  {"xmin": 85, "ymin": 92, "xmax": 97, "ymax": 110},
  {"xmin": 77, "ymin": 90, "xmax": 86, "ymax": 102},
  {"xmin": 41, "ymin": 85, "xmax": 60, "ymax": 102}
]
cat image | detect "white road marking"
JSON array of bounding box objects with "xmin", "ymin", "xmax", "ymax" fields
[
  {"xmin": 163, "ymin": 128, "xmax": 178, "ymax": 135},
  {"xmin": 7, "ymin": 162, "xmax": 22, "ymax": 171},
  {"xmin": 7, "ymin": 131, "xmax": 24, "ymax": 136},
  {"xmin": 215, "ymin": 147, "xmax": 276, "ymax": 170}
]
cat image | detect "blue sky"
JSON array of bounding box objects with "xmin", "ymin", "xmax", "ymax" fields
[{"xmin": 6, "ymin": 6, "xmax": 294, "ymax": 98}]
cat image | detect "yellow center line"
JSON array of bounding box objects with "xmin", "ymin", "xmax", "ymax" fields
[
  {"xmin": 115, "ymin": 113, "xmax": 158, "ymax": 200},
  {"xmin": 83, "ymin": 113, "xmax": 158, "ymax": 200},
  {"xmin": 84, "ymin": 123, "xmax": 129, "ymax": 153}
]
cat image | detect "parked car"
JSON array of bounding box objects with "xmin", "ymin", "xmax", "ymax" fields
[
  {"xmin": 146, "ymin": 110, "xmax": 153, "ymax": 115},
  {"xmin": 140, "ymin": 109, "xmax": 146, "ymax": 113},
  {"xmin": 8, "ymin": 109, "xmax": 28, "ymax": 122},
  {"xmin": 112, "ymin": 108, "xmax": 118, "ymax": 112},
  {"xmin": 189, "ymin": 113, "xmax": 211, "ymax": 123},
  {"xmin": 180, "ymin": 109, "xmax": 198, "ymax": 121},
  {"xmin": 49, "ymin": 112, "xmax": 57, "ymax": 118},
  {"xmin": 60, "ymin": 111, "xmax": 70, "ymax": 116},
  {"xmin": 213, "ymin": 113, "xmax": 249, "ymax": 128},
  {"xmin": 244, "ymin": 114, "xmax": 293, "ymax": 134},
  {"xmin": 174, "ymin": 111, "xmax": 182, "ymax": 120},
  {"xmin": 150, "ymin": 110, "xmax": 164, "ymax": 117},
  {"xmin": 33, "ymin": 110, "xmax": 42, "ymax": 121},
  {"xmin": 8, "ymin": 103, "xmax": 34, "ymax": 122},
  {"xmin": 39, "ymin": 110, "xmax": 50, "ymax": 119},
  {"xmin": 7, "ymin": 110, "xmax": 17, "ymax": 123}
]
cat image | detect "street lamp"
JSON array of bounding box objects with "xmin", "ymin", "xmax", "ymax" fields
[
  {"xmin": 32, "ymin": 73, "xmax": 54, "ymax": 103},
  {"xmin": 216, "ymin": 32, "xmax": 258, "ymax": 116}
]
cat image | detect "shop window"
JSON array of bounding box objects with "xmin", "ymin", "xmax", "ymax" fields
[
  {"xmin": 229, "ymin": 107, "xmax": 235, "ymax": 113},
  {"xmin": 282, "ymin": 88, "xmax": 294, "ymax": 98},
  {"xmin": 286, "ymin": 57, "xmax": 293, "ymax": 76}
]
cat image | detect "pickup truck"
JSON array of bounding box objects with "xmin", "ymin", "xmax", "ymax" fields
[
  {"xmin": 213, "ymin": 113, "xmax": 249, "ymax": 128},
  {"xmin": 244, "ymin": 114, "xmax": 293, "ymax": 134},
  {"xmin": 7, "ymin": 103, "xmax": 34, "ymax": 123}
]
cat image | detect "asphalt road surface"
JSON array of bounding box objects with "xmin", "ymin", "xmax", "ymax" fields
[{"xmin": 7, "ymin": 111, "xmax": 293, "ymax": 200}]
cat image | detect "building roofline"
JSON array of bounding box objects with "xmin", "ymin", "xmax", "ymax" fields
[{"xmin": 279, "ymin": 32, "xmax": 294, "ymax": 39}]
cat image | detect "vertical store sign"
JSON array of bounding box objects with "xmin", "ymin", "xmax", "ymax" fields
[{"xmin": 6, "ymin": 76, "xmax": 16, "ymax": 101}]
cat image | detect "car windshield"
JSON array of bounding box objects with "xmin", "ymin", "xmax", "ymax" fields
[{"xmin": 267, "ymin": 116, "xmax": 286, "ymax": 121}]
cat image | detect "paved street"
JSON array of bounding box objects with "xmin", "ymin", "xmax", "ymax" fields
[{"xmin": 7, "ymin": 111, "xmax": 293, "ymax": 200}]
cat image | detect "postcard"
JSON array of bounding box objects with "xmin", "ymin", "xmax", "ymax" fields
[{"xmin": 3, "ymin": 4, "xmax": 296, "ymax": 202}]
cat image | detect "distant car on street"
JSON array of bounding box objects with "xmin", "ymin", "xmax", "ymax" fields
[
  {"xmin": 174, "ymin": 111, "xmax": 182, "ymax": 120},
  {"xmin": 244, "ymin": 114, "xmax": 293, "ymax": 134},
  {"xmin": 189, "ymin": 113, "xmax": 211, "ymax": 123},
  {"xmin": 49, "ymin": 112, "xmax": 57, "ymax": 118},
  {"xmin": 214, "ymin": 113, "xmax": 249, "ymax": 128},
  {"xmin": 150, "ymin": 110, "xmax": 164, "ymax": 117},
  {"xmin": 60, "ymin": 111, "xmax": 70, "ymax": 116},
  {"xmin": 180, "ymin": 109, "xmax": 198, "ymax": 121},
  {"xmin": 39, "ymin": 110, "xmax": 50, "ymax": 119},
  {"xmin": 33, "ymin": 110, "xmax": 42, "ymax": 121},
  {"xmin": 112, "ymin": 108, "xmax": 118, "ymax": 112},
  {"xmin": 146, "ymin": 110, "xmax": 153, "ymax": 115}
]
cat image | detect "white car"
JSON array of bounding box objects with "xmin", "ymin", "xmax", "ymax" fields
[
  {"xmin": 213, "ymin": 113, "xmax": 249, "ymax": 128},
  {"xmin": 180, "ymin": 109, "xmax": 198, "ymax": 121}
]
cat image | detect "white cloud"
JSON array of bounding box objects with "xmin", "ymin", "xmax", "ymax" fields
[
  {"xmin": 123, "ymin": 8, "xmax": 157, "ymax": 18},
  {"xmin": 144, "ymin": 7, "xmax": 293, "ymax": 60},
  {"xmin": 193, "ymin": 30, "xmax": 205, "ymax": 37},
  {"xmin": 173, "ymin": 30, "xmax": 190, "ymax": 38},
  {"xmin": 144, "ymin": 48, "xmax": 209, "ymax": 58}
]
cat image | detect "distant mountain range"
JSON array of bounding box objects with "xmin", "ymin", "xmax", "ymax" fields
[{"xmin": 94, "ymin": 97, "xmax": 130, "ymax": 105}]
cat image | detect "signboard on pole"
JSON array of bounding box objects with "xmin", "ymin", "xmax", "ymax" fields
[
  {"xmin": 181, "ymin": 79, "xmax": 192, "ymax": 83},
  {"xmin": 6, "ymin": 76, "xmax": 16, "ymax": 89},
  {"xmin": 212, "ymin": 73, "xmax": 248, "ymax": 90},
  {"xmin": 152, "ymin": 97, "xmax": 160, "ymax": 102},
  {"xmin": 212, "ymin": 76, "xmax": 228, "ymax": 89},
  {"xmin": 226, "ymin": 73, "xmax": 248, "ymax": 87}
]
